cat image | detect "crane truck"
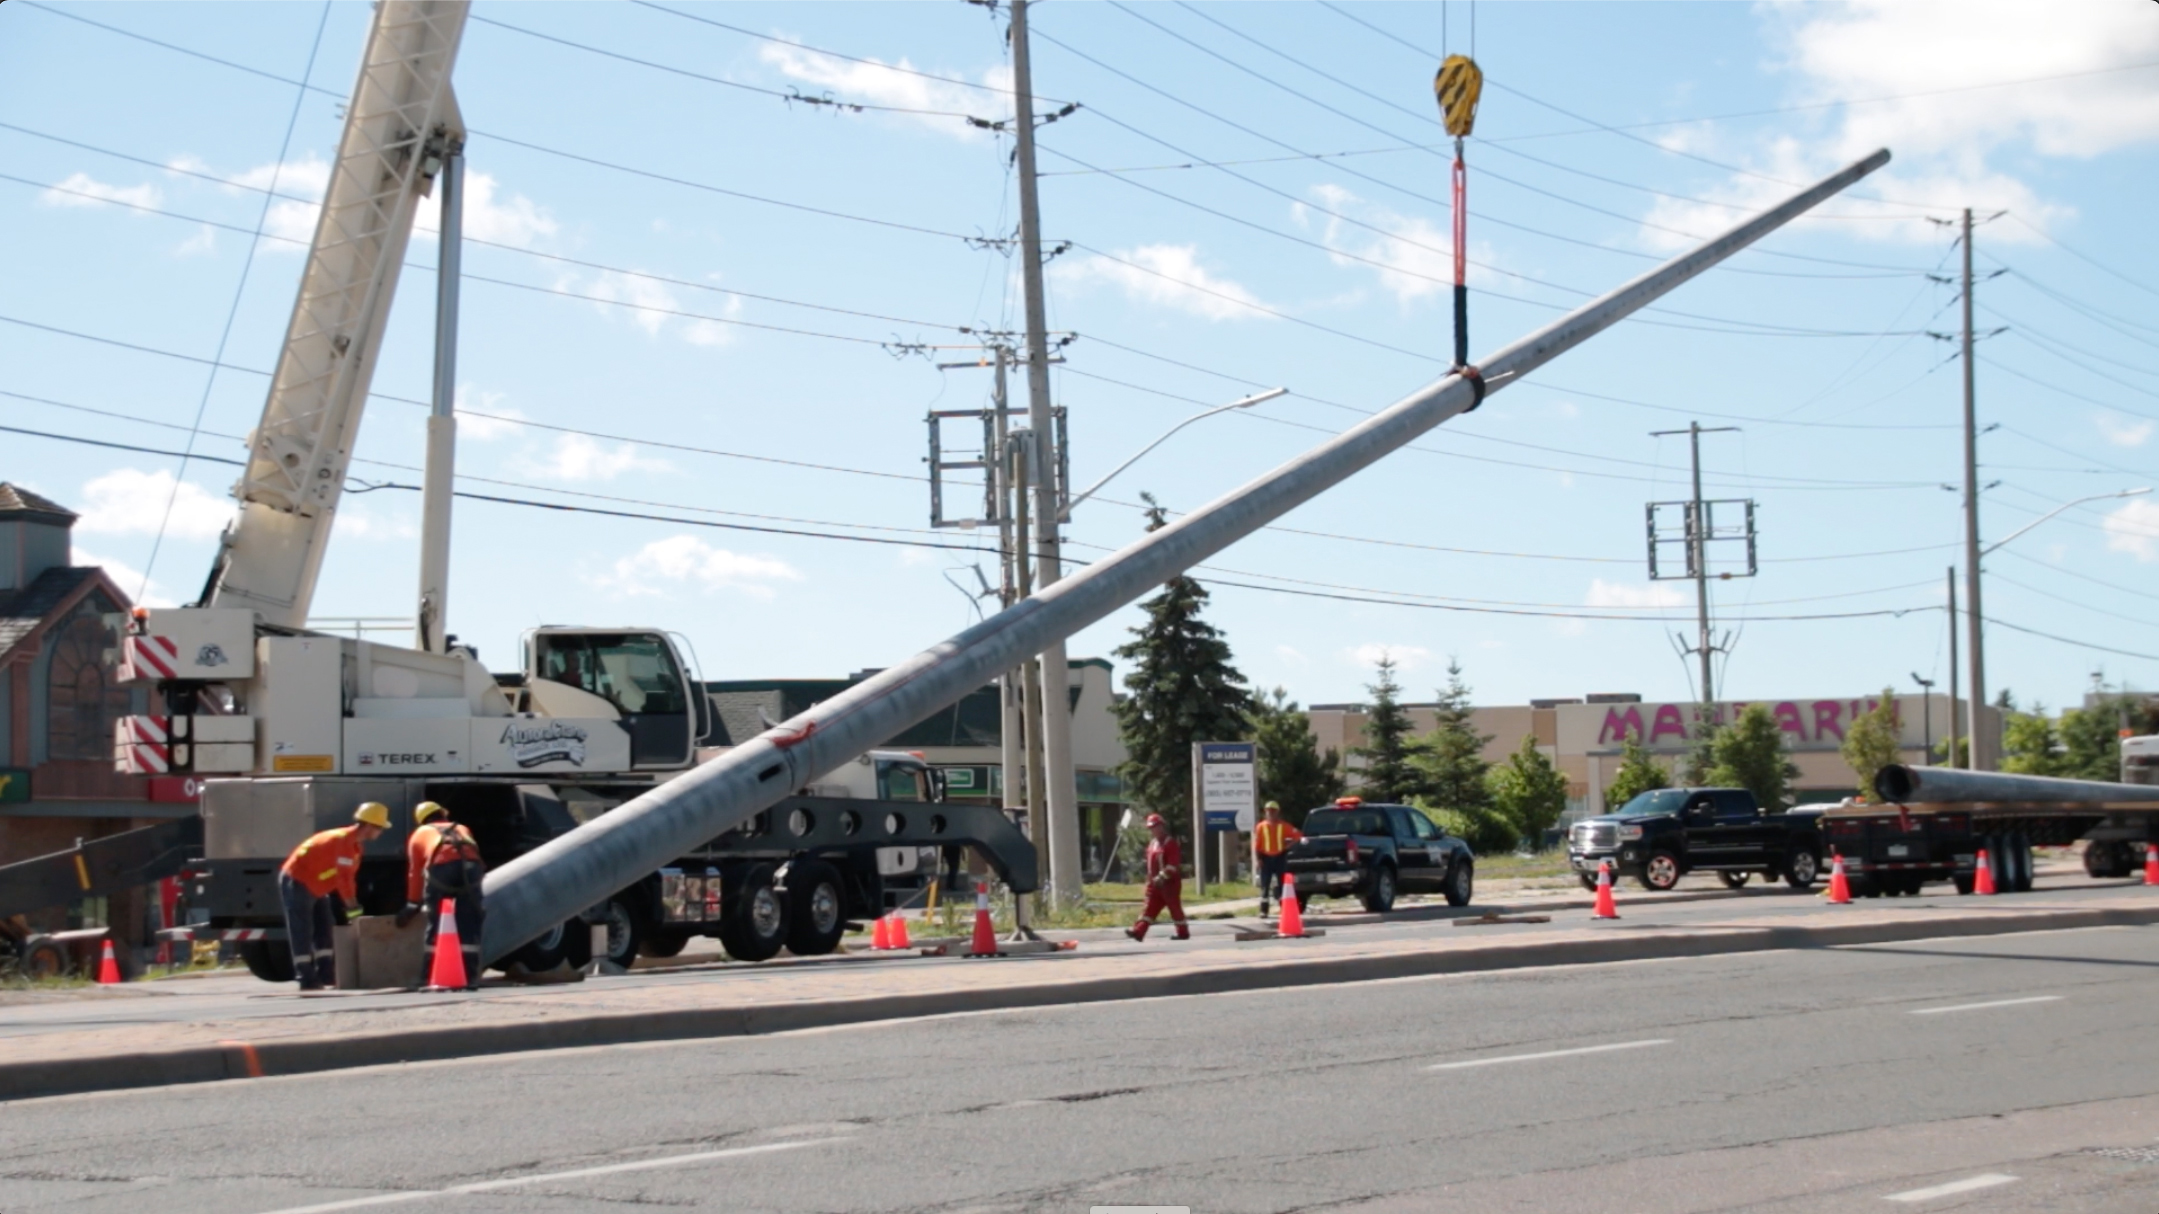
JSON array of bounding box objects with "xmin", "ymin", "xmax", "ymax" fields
[{"xmin": 114, "ymin": 0, "xmax": 1035, "ymax": 983}]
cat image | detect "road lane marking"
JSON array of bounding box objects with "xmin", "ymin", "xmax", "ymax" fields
[
  {"xmin": 250, "ymin": 1138, "xmax": 835, "ymax": 1214},
  {"xmin": 1908, "ymin": 996, "xmax": 2061, "ymax": 1016},
  {"xmin": 1884, "ymin": 1173, "xmax": 2018, "ymax": 1202},
  {"xmin": 1426, "ymin": 1039, "xmax": 1670, "ymax": 1070}
]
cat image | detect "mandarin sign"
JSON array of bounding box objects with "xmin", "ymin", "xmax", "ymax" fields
[{"xmin": 1587, "ymin": 697, "xmax": 1905, "ymax": 752}]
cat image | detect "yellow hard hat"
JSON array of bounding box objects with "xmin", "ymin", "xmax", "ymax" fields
[
  {"xmin": 353, "ymin": 802, "xmax": 392, "ymax": 829},
  {"xmin": 413, "ymin": 801, "xmax": 448, "ymax": 824},
  {"xmin": 1264, "ymin": 801, "xmax": 1282, "ymax": 811}
]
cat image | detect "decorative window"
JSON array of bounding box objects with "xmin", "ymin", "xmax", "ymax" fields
[{"xmin": 47, "ymin": 596, "xmax": 129, "ymax": 762}]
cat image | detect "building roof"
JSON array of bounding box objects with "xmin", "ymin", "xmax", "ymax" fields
[
  {"xmin": 0, "ymin": 484, "xmax": 76, "ymax": 526},
  {"xmin": 0, "ymin": 566, "xmax": 104, "ymax": 659},
  {"xmin": 703, "ymin": 677, "xmax": 1007, "ymax": 750}
]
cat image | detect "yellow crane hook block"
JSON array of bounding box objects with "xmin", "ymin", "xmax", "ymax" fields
[{"xmin": 1435, "ymin": 54, "xmax": 1483, "ymax": 138}]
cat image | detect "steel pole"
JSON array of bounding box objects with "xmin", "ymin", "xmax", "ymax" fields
[
  {"xmin": 1959, "ymin": 208, "xmax": 1990, "ymax": 769},
  {"xmin": 416, "ymin": 144, "xmax": 462, "ymax": 654},
  {"xmin": 1946, "ymin": 567, "xmax": 1960, "ymax": 767},
  {"xmin": 477, "ymin": 149, "xmax": 1892, "ymax": 964},
  {"xmin": 993, "ymin": 353, "xmax": 1022, "ymax": 830}
]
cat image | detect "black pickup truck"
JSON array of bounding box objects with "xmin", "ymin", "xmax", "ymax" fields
[
  {"xmin": 1283, "ymin": 798, "xmax": 1475, "ymax": 913},
  {"xmin": 1567, "ymin": 787, "xmax": 1824, "ymax": 892}
]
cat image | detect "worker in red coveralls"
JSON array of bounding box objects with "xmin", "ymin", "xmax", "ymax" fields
[{"xmin": 1126, "ymin": 813, "xmax": 1189, "ymax": 941}]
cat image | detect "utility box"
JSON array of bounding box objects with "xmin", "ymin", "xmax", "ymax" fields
[{"xmin": 332, "ymin": 915, "xmax": 426, "ymax": 990}]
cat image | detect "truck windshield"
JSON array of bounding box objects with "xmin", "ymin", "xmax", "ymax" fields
[
  {"xmin": 1303, "ymin": 809, "xmax": 1385, "ymax": 836},
  {"xmin": 538, "ymin": 633, "xmax": 687, "ymax": 716},
  {"xmin": 1616, "ymin": 789, "xmax": 1691, "ymax": 817}
]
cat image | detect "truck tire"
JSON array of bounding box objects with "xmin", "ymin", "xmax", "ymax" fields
[
  {"xmin": 1954, "ymin": 871, "xmax": 1976, "ymax": 895},
  {"xmin": 595, "ymin": 899, "xmax": 643, "ymax": 970},
  {"xmin": 239, "ymin": 939, "xmax": 293, "ymax": 983},
  {"xmin": 639, "ymin": 930, "xmax": 691, "ymax": 959},
  {"xmin": 1360, "ymin": 863, "xmax": 1398, "ymax": 913},
  {"xmin": 1638, "ymin": 851, "xmax": 1681, "ymax": 892},
  {"xmin": 1783, "ymin": 849, "xmax": 1820, "ymax": 891},
  {"xmin": 508, "ymin": 920, "xmax": 585, "ymax": 972},
  {"xmin": 1717, "ymin": 871, "xmax": 1751, "ymax": 890},
  {"xmin": 719, "ymin": 863, "xmax": 788, "ymax": 963},
  {"xmin": 2011, "ymin": 832, "xmax": 2034, "ymax": 892},
  {"xmin": 1444, "ymin": 861, "xmax": 1474, "ymax": 908},
  {"xmin": 1578, "ymin": 872, "xmax": 1601, "ymax": 891},
  {"xmin": 783, "ymin": 860, "xmax": 847, "ymax": 957}
]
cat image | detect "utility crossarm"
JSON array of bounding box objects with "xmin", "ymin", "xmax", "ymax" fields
[{"xmin": 200, "ymin": 0, "xmax": 468, "ymax": 625}]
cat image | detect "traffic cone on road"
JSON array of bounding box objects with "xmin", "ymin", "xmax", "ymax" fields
[
  {"xmin": 2144, "ymin": 843, "xmax": 2159, "ymax": 887},
  {"xmin": 967, "ymin": 889, "xmax": 998, "ymax": 957},
  {"xmin": 95, "ymin": 940, "xmax": 121, "ymax": 985},
  {"xmin": 1592, "ymin": 859, "xmax": 1620, "ymax": 919},
  {"xmin": 871, "ymin": 913, "xmax": 891, "ymax": 950},
  {"xmin": 1973, "ymin": 848, "xmax": 1997, "ymax": 896},
  {"xmin": 1825, "ymin": 851, "xmax": 1853, "ymax": 904},
  {"xmin": 889, "ymin": 911, "xmax": 911, "ymax": 949},
  {"xmin": 1278, "ymin": 874, "xmax": 1306, "ymax": 939},
  {"xmin": 425, "ymin": 899, "xmax": 468, "ymax": 990}
]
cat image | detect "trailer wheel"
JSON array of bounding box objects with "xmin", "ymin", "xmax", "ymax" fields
[
  {"xmin": 639, "ymin": 930, "xmax": 690, "ymax": 959},
  {"xmin": 719, "ymin": 864, "xmax": 788, "ymax": 963},
  {"xmin": 1953, "ymin": 872, "xmax": 1976, "ymax": 895},
  {"xmin": 1578, "ymin": 872, "xmax": 1601, "ymax": 891},
  {"xmin": 1783, "ymin": 849, "xmax": 1820, "ymax": 891},
  {"xmin": 239, "ymin": 940, "xmax": 293, "ymax": 983},
  {"xmin": 507, "ymin": 920, "xmax": 583, "ymax": 973},
  {"xmin": 1638, "ymin": 851, "xmax": 1681, "ymax": 892},
  {"xmin": 1717, "ymin": 871, "xmax": 1750, "ymax": 890},
  {"xmin": 784, "ymin": 860, "xmax": 847, "ymax": 956},
  {"xmin": 24, "ymin": 939, "xmax": 72, "ymax": 980}
]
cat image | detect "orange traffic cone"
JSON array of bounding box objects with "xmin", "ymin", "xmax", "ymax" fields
[
  {"xmin": 1973, "ymin": 848, "xmax": 1997, "ymax": 896},
  {"xmin": 1278, "ymin": 874, "xmax": 1306, "ymax": 939},
  {"xmin": 870, "ymin": 913, "xmax": 891, "ymax": 950},
  {"xmin": 1592, "ymin": 859, "xmax": 1620, "ymax": 919},
  {"xmin": 1825, "ymin": 850, "xmax": 1852, "ymax": 904},
  {"xmin": 890, "ymin": 911, "xmax": 911, "ymax": 949},
  {"xmin": 95, "ymin": 940, "xmax": 121, "ymax": 984},
  {"xmin": 967, "ymin": 888, "xmax": 998, "ymax": 957},
  {"xmin": 2144, "ymin": 843, "xmax": 2159, "ymax": 886},
  {"xmin": 426, "ymin": 898, "xmax": 468, "ymax": 990}
]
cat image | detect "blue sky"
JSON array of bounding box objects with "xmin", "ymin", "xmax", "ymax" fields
[{"xmin": 3, "ymin": 0, "xmax": 2156, "ymax": 716}]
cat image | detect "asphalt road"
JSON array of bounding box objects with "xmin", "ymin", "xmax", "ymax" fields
[{"xmin": 2, "ymin": 919, "xmax": 2155, "ymax": 1212}]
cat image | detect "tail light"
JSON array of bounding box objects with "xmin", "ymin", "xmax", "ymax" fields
[{"xmin": 1347, "ymin": 839, "xmax": 1360, "ymax": 864}]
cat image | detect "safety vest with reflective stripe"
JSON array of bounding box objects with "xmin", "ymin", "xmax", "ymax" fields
[
  {"xmin": 281, "ymin": 825, "xmax": 365, "ymax": 901},
  {"xmin": 1254, "ymin": 819, "xmax": 1303, "ymax": 857},
  {"xmin": 406, "ymin": 821, "xmax": 483, "ymax": 903}
]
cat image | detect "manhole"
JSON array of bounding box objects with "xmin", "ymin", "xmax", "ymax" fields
[{"xmin": 2085, "ymin": 1146, "xmax": 2159, "ymax": 1164}]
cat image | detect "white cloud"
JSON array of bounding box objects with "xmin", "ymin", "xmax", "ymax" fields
[
  {"xmin": 1275, "ymin": 644, "xmax": 1309, "ymax": 666},
  {"xmin": 330, "ymin": 507, "xmax": 415, "ymax": 542},
  {"xmin": 756, "ymin": 41, "xmax": 1008, "ymax": 139},
  {"xmin": 175, "ymin": 224, "xmax": 217, "ymax": 257},
  {"xmin": 2097, "ymin": 413, "xmax": 2154, "ymax": 448},
  {"xmin": 1585, "ymin": 579, "xmax": 1687, "ymax": 609},
  {"xmin": 1295, "ymin": 184, "xmax": 1519, "ymax": 306},
  {"xmin": 453, "ymin": 386, "xmax": 525, "ymax": 440},
  {"xmin": 2102, "ymin": 498, "xmax": 2159, "ymax": 561},
  {"xmin": 76, "ymin": 469, "xmax": 229, "ymax": 540},
  {"xmin": 1639, "ymin": 2, "xmax": 2159, "ymax": 247},
  {"xmin": 563, "ymin": 269, "xmax": 741, "ymax": 346},
  {"xmin": 1347, "ymin": 643, "xmax": 1433, "ymax": 671},
  {"xmin": 414, "ymin": 170, "xmax": 557, "ymax": 247},
  {"xmin": 41, "ymin": 171, "xmax": 162, "ymax": 212},
  {"xmin": 219, "ymin": 157, "xmax": 555, "ymax": 251},
  {"xmin": 75, "ymin": 550, "xmax": 178, "ymax": 609},
  {"xmin": 1054, "ymin": 244, "xmax": 1272, "ymax": 320},
  {"xmin": 226, "ymin": 154, "xmax": 332, "ymax": 245},
  {"xmin": 595, "ymin": 535, "xmax": 802, "ymax": 600},
  {"xmin": 519, "ymin": 434, "xmax": 670, "ymax": 482}
]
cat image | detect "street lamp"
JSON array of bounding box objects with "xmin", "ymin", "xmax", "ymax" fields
[
  {"xmin": 1060, "ymin": 388, "xmax": 1287, "ymax": 520},
  {"xmin": 1981, "ymin": 487, "xmax": 2151, "ymax": 557},
  {"xmin": 1910, "ymin": 672, "xmax": 1935, "ymax": 763}
]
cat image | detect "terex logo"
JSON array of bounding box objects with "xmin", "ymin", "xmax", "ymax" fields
[{"xmin": 361, "ymin": 752, "xmax": 440, "ymax": 766}]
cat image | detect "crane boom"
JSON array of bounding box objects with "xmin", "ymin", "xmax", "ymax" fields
[{"xmin": 202, "ymin": 0, "xmax": 468, "ymax": 626}]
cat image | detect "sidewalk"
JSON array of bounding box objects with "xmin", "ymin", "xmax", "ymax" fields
[{"xmin": 2, "ymin": 877, "xmax": 2151, "ymax": 1103}]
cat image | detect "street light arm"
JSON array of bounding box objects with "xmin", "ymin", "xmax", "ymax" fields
[
  {"xmin": 1979, "ymin": 487, "xmax": 2150, "ymax": 557},
  {"xmin": 1060, "ymin": 388, "xmax": 1286, "ymax": 520}
]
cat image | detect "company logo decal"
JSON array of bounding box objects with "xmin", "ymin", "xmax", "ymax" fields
[
  {"xmin": 500, "ymin": 721, "xmax": 588, "ymax": 768},
  {"xmin": 196, "ymin": 643, "xmax": 229, "ymax": 667}
]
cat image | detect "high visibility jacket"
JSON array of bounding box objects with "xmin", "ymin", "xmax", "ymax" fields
[
  {"xmin": 1146, "ymin": 837, "xmax": 1182, "ymax": 888},
  {"xmin": 405, "ymin": 821, "xmax": 483, "ymax": 903},
  {"xmin": 281, "ymin": 825, "xmax": 365, "ymax": 901},
  {"xmin": 1254, "ymin": 819, "xmax": 1303, "ymax": 857}
]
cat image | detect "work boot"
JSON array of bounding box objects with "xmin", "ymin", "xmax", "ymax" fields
[{"xmin": 1126, "ymin": 922, "xmax": 1148, "ymax": 942}]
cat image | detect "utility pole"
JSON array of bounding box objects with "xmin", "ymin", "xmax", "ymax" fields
[
  {"xmin": 1946, "ymin": 566, "xmax": 1960, "ymax": 768},
  {"xmin": 1647, "ymin": 423, "xmax": 1749, "ymax": 705},
  {"xmin": 1008, "ymin": 0, "xmax": 1082, "ymax": 905},
  {"xmin": 992, "ymin": 351, "xmax": 1022, "ymax": 837},
  {"xmin": 1959, "ymin": 207, "xmax": 1991, "ymax": 770},
  {"xmin": 416, "ymin": 138, "xmax": 462, "ymax": 655}
]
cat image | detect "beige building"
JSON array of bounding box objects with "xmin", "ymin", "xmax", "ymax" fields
[{"xmin": 1308, "ymin": 693, "xmax": 1999, "ymax": 819}]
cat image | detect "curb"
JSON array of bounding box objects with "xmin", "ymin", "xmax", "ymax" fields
[{"xmin": 6, "ymin": 902, "xmax": 2154, "ymax": 1104}]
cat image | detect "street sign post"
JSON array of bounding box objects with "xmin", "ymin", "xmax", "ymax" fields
[{"xmin": 1190, "ymin": 742, "xmax": 1257, "ymax": 896}]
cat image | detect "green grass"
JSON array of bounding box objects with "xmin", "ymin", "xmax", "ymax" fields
[
  {"xmin": 1470, "ymin": 851, "xmax": 1577, "ymax": 880},
  {"xmin": 1083, "ymin": 880, "xmax": 1259, "ymax": 904}
]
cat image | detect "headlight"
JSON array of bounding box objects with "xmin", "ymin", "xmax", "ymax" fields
[{"xmin": 1618, "ymin": 825, "xmax": 1644, "ymax": 841}]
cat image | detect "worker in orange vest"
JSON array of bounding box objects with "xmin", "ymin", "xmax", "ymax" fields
[
  {"xmin": 1126, "ymin": 813, "xmax": 1189, "ymax": 942},
  {"xmin": 396, "ymin": 801, "xmax": 486, "ymax": 989},
  {"xmin": 278, "ymin": 802, "xmax": 389, "ymax": 990},
  {"xmin": 1252, "ymin": 801, "xmax": 1303, "ymax": 919}
]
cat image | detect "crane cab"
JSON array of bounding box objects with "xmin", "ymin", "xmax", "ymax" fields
[{"xmin": 516, "ymin": 628, "xmax": 711, "ymax": 772}]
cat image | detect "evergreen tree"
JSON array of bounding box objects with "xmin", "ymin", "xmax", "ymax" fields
[
  {"xmin": 1488, "ymin": 733, "xmax": 1570, "ymax": 849},
  {"xmin": 1680, "ymin": 706, "xmax": 1720, "ymax": 785},
  {"xmin": 1840, "ymin": 689, "xmax": 1904, "ymax": 801},
  {"xmin": 2000, "ymin": 703, "xmax": 2066, "ymax": 776},
  {"xmin": 1408, "ymin": 658, "xmax": 1493, "ymax": 814},
  {"xmin": 1110, "ymin": 496, "xmax": 1254, "ymax": 841},
  {"xmin": 2057, "ymin": 698, "xmax": 2128, "ymax": 780},
  {"xmin": 1252, "ymin": 687, "xmax": 1343, "ymax": 826},
  {"xmin": 1352, "ymin": 654, "xmax": 1420, "ymax": 802},
  {"xmin": 1603, "ymin": 737, "xmax": 1670, "ymax": 808},
  {"xmin": 1707, "ymin": 703, "xmax": 1800, "ymax": 810}
]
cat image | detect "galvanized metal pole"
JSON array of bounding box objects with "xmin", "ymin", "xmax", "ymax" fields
[
  {"xmin": 1959, "ymin": 208, "xmax": 1990, "ymax": 769},
  {"xmin": 415, "ymin": 143, "xmax": 462, "ymax": 655},
  {"xmin": 994, "ymin": 352, "xmax": 1022, "ymax": 828},
  {"xmin": 477, "ymin": 149, "xmax": 1892, "ymax": 964},
  {"xmin": 1007, "ymin": 0, "xmax": 1083, "ymax": 904},
  {"xmin": 1946, "ymin": 566, "xmax": 1960, "ymax": 767}
]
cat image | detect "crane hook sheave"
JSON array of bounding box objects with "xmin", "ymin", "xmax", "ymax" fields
[{"xmin": 1435, "ymin": 54, "xmax": 1483, "ymax": 138}]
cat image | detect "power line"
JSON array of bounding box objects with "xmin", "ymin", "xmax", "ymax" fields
[
  {"xmin": 2005, "ymin": 213, "xmax": 2159, "ymax": 301},
  {"xmin": 1989, "ymin": 570, "xmax": 2159, "ymax": 630},
  {"xmin": 14, "ymin": 1, "xmax": 344, "ymax": 98}
]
